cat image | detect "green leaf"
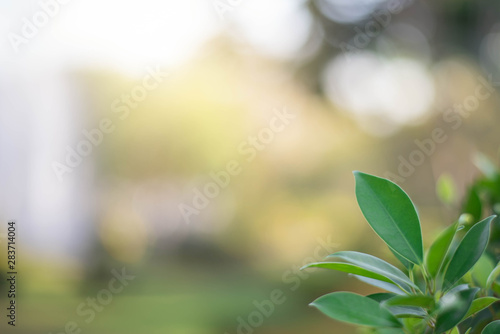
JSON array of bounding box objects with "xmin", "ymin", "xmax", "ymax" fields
[
  {"xmin": 384, "ymin": 295, "xmax": 435, "ymax": 309},
  {"xmin": 354, "ymin": 276, "xmax": 406, "ymax": 295},
  {"xmin": 471, "ymin": 254, "xmax": 495, "ymax": 288},
  {"xmin": 390, "ymin": 247, "xmax": 414, "ymax": 270},
  {"xmin": 310, "ymin": 292, "xmax": 402, "ymax": 328},
  {"xmin": 376, "ymin": 299, "xmax": 428, "ymax": 319},
  {"xmin": 443, "ymin": 216, "xmax": 495, "ymax": 290},
  {"xmin": 445, "ymin": 284, "xmax": 469, "ymax": 295},
  {"xmin": 463, "ymin": 186, "xmax": 482, "ymax": 222},
  {"xmin": 301, "ymin": 262, "xmax": 393, "ymax": 285},
  {"xmin": 367, "ymin": 293, "xmax": 396, "ymax": 303},
  {"xmin": 482, "ymin": 320, "xmax": 500, "ymax": 334},
  {"xmin": 386, "ymin": 306, "xmax": 427, "ymax": 318},
  {"xmin": 436, "ymin": 173, "xmax": 457, "ymax": 205},
  {"xmin": 463, "ymin": 297, "xmax": 499, "ymax": 319},
  {"xmin": 401, "ymin": 318, "xmax": 425, "ymax": 330},
  {"xmin": 435, "ymin": 288, "xmax": 479, "ymax": 333},
  {"xmin": 354, "ymin": 171, "xmax": 423, "ymax": 264},
  {"xmin": 328, "ymin": 251, "xmax": 419, "ymax": 292},
  {"xmin": 486, "ymin": 262, "xmax": 500, "ymax": 290},
  {"xmin": 425, "ymin": 222, "xmax": 459, "ymax": 278}
]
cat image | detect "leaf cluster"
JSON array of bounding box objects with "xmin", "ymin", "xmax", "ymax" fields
[{"xmin": 304, "ymin": 172, "xmax": 500, "ymax": 333}]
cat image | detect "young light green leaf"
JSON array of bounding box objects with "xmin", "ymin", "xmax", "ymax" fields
[
  {"xmin": 354, "ymin": 171, "xmax": 423, "ymax": 264},
  {"xmin": 436, "ymin": 173, "xmax": 457, "ymax": 205},
  {"xmin": 486, "ymin": 262, "xmax": 500, "ymax": 290},
  {"xmin": 328, "ymin": 251, "xmax": 419, "ymax": 292},
  {"xmin": 310, "ymin": 292, "xmax": 402, "ymax": 328},
  {"xmin": 435, "ymin": 288, "xmax": 479, "ymax": 333},
  {"xmin": 384, "ymin": 295, "xmax": 435, "ymax": 309},
  {"xmin": 425, "ymin": 222, "xmax": 458, "ymax": 278},
  {"xmin": 301, "ymin": 262, "xmax": 393, "ymax": 285},
  {"xmin": 443, "ymin": 216, "xmax": 495, "ymax": 290},
  {"xmin": 463, "ymin": 297, "xmax": 499, "ymax": 319},
  {"xmin": 471, "ymin": 254, "xmax": 495, "ymax": 288},
  {"xmin": 482, "ymin": 320, "xmax": 500, "ymax": 334},
  {"xmin": 459, "ymin": 213, "xmax": 475, "ymax": 227}
]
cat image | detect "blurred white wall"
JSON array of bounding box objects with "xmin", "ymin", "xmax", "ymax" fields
[{"xmin": 0, "ymin": 65, "xmax": 93, "ymax": 260}]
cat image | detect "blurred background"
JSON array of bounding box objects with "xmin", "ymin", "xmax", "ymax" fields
[{"xmin": 0, "ymin": 0, "xmax": 500, "ymax": 333}]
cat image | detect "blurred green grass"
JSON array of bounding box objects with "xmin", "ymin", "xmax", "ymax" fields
[{"xmin": 1, "ymin": 263, "xmax": 349, "ymax": 334}]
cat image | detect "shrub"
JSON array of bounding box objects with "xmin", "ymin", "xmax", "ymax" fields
[{"xmin": 303, "ymin": 171, "xmax": 500, "ymax": 333}]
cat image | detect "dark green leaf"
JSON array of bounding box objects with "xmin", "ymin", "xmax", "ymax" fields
[
  {"xmin": 368, "ymin": 293, "xmax": 396, "ymax": 303},
  {"xmin": 443, "ymin": 216, "xmax": 495, "ymax": 290},
  {"xmin": 310, "ymin": 292, "xmax": 402, "ymax": 328},
  {"xmin": 482, "ymin": 320, "xmax": 500, "ymax": 334},
  {"xmin": 384, "ymin": 295, "xmax": 434, "ymax": 309},
  {"xmin": 435, "ymin": 288, "xmax": 479, "ymax": 333},
  {"xmin": 425, "ymin": 222, "xmax": 458, "ymax": 278},
  {"xmin": 354, "ymin": 171, "xmax": 423, "ymax": 264},
  {"xmin": 390, "ymin": 247, "xmax": 414, "ymax": 270},
  {"xmin": 463, "ymin": 186, "xmax": 482, "ymax": 222}
]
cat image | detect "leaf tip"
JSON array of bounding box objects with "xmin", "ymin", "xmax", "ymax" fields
[{"xmin": 483, "ymin": 215, "xmax": 497, "ymax": 226}]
